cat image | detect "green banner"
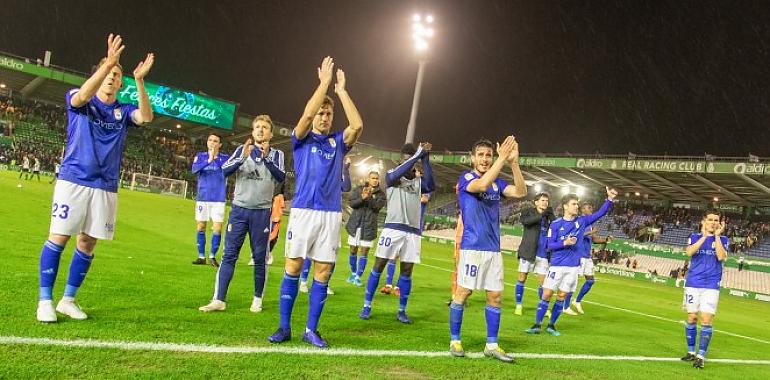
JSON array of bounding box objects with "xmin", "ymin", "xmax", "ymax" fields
[
  {"xmin": 706, "ymin": 162, "xmax": 767, "ymax": 175},
  {"xmin": 576, "ymin": 158, "xmax": 706, "ymax": 173},
  {"xmin": 117, "ymin": 77, "xmax": 236, "ymax": 130},
  {"xmin": 0, "ymin": 54, "xmax": 84, "ymax": 86}
]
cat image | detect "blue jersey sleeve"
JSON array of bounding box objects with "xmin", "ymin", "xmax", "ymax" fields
[
  {"xmin": 495, "ymin": 178, "xmax": 509, "ymax": 194},
  {"xmin": 65, "ymin": 88, "xmax": 85, "ymax": 111},
  {"xmin": 420, "ymin": 157, "xmax": 436, "ymax": 194},
  {"xmin": 457, "ymin": 171, "xmax": 475, "ymax": 194},
  {"xmin": 263, "ymin": 149, "xmax": 286, "ymax": 183},
  {"xmin": 581, "ymin": 199, "xmax": 613, "ymax": 225},
  {"xmin": 342, "ymin": 162, "xmax": 352, "ymax": 192},
  {"xmin": 191, "ymin": 153, "xmax": 209, "ymax": 174},
  {"xmin": 123, "ymin": 103, "xmax": 139, "ymax": 128},
  {"xmin": 222, "ymin": 145, "xmax": 246, "ymax": 177},
  {"xmin": 546, "ymin": 220, "xmax": 565, "ymax": 251}
]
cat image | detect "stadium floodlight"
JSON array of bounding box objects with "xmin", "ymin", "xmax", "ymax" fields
[
  {"xmin": 576, "ymin": 186, "xmax": 585, "ymax": 196},
  {"xmin": 713, "ymin": 196, "xmax": 719, "ymax": 202},
  {"xmin": 534, "ymin": 183, "xmax": 543, "ymax": 193},
  {"xmin": 175, "ymin": 124, "xmax": 181, "ymax": 129},
  {"xmin": 561, "ymin": 186, "xmax": 571, "ymax": 195},
  {"xmin": 635, "ymin": 191, "xmax": 641, "ymax": 197},
  {"xmin": 0, "ymin": 83, "xmax": 6, "ymax": 88},
  {"xmin": 405, "ymin": 13, "xmax": 435, "ymax": 144}
]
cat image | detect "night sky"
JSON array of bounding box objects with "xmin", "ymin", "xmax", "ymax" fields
[{"xmin": 3, "ymin": 0, "xmax": 770, "ymax": 156}]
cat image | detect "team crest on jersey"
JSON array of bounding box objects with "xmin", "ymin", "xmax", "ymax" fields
[
  {"xmin": 328, "ymin": 138, "xmax": 336, "ymax": 148},
  {"xmin": 464, "ymin": 173, "xmax": 474, "ymax": 181},
  {"xmin": 113, "ymin": 108, "xmax": 123, "ymax": 120},
  {"xmin": 492, "ymin": 183, "xmax": 499, "ymax": 192}
]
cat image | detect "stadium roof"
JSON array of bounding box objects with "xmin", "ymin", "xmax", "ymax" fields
[{"xmin": 3, "ymin": 52, "xmax": 770, "ymax": 209}]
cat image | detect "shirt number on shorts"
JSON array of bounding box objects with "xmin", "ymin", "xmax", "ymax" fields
[
  {"xmin": 52, "ymin": 203, "xmax": 70, "ymax": 219},
  {"xmin": 686, "ymin": 294, "xmax": 694, "ymax": 304},
  {"xmin": 198, "ymin": 205, "xmax": 204, "ymax": 212},
  {"xmin": 464, "ymin": 264, "xmax": 478, "ymax": 277},
  {"xmin": 548, "ymin": 271, "xmax": 556, "ymax": 279},
  {"xmin": 378, "ymin": 237, "xmax": 392, "ymax": 247}
]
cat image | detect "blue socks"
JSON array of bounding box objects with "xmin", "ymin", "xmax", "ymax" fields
[
  {"xmin": 210, "ymin": 232, "xmax": 221, "ymax": 259},
  {"xmin": 364, "ymin": 270, "xmax": 382, "ymax": 308},
  {"xmin": 515, "ymin": 280, "xmax": 525, "ymax": 305},
  {"xmin": 386, "ymin": 260, "xmax": 396, "ymax": 286},
  {"xmin": 278, "ymin": 272, "xmax": 299, "ymax": 330},
  {"xmin": 685, "ymin": 322, "xmax": 697, "ymax": 353},
  {"xmin": 197, "ymin": 231, "xmax": 206, "ymax": 258},
  {"xmin": 348, "ymin": 253, "xmax": 357, "ymax": 274},
  {"xmin": 397, "ymin": 275, "xmax": 412, "ymax": 311},
  {"xmin": 300, "ymin": 259, "xmax": 311, "ymax": 282},
  {"xmin": 306, "ymin": 280, "xmax": 328, "ymax": 332},
  {"xmin": 39, "ymin": 240, "xmax": 65, "ymax": 301},
  {"xmin": 576, "ymin": 279, "xmax": 594, "ymax": 303},
  {"xmin": 356, "ymin": 256, "xmax": 368, "ymax": 278},
  {"xmin": 549, "ymin": 299, "xmax": 564, "ymax": 326},
  {"xmin": 563, "ymin": 292, "xmax": 573, "ymax": 310},
  {"xmin": 534, "ymin": 299, "xmax": 549, "ymax": 325},
  {"xmin": 63, "ymin": 249, "xmax": 93, "ymax": 298},
  {"xmin": 485, "ymin": 305, "xmax": 501, "ymax": 343},
  {"xmin": 698, "ymin": 325, "xmax": 713, "ymax": 358},
  {"xmin": 449, "ymin": 301, "xmax": 464, "ymax": 341},
  {"xmin": 538, "ymin": 286, "xmax": 543, "ymax": 300}
]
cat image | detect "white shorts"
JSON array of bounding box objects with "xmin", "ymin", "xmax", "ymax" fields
[
  {"xmin": 683, "ymin": 287, "xmax": 720, "ymax": 315},
  {"xmin": 374, "ymin": 228, "xmax": 421, "ymax": 263},
  {"xmin": 195, "ymin": 201, "xmax": 226, "ymax": 223},
  {"xmin": 518, "ymin": 257, "xmax": 549, "ymax": 275},
  {"xmin": 579, "ymin": 257, "xmax": 595, "ymax": 276},
  {"xmin": 285, "ymin": 208, "xmax": 341, "ymax": 263},
  {"xmin": 456, "ymin": 250, "xmax": 504, "ymax": 291},
  {"xmin": 49, "ymin": 180, "xmax": 118, "ymax": 240},
  {"xmin": 543, "ymin": 266, "xmax": 580, "ymax": 293},
  {"xmin": 347, "ymin": 228, "xmax": 374, "ymax": 248}
]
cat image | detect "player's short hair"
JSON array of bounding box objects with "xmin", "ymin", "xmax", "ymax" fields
[
  {"xmin": 534, "ymin": 192, "xmax": 550, "ymax": 202},
  {"xmin": 580, "ymin": 201, "xmax": 593, "ymax": 209},
  {"xmin": 321, "ymin": 96, "xmax": 335, "ymax": 109},
  {"xmin": 208, "ymin": 133, "xmax": 222, "ymax": 142},
  {"xmin": 94, "ymin": 58, "xmax": 123, "ymax": 74},
  {"xmin": 401, "ymin": 143, "xmax": 417, "ymax": 156},
  {"xmin": 253, "ymin": 115, "xmax": 274, "ymax": 132},
  {"xmin": 561, "ymin": 193, "xmax": 579, "ymax": 206},
  {"xmin": 471, "ymin": 139, "xmax": 494, "ymax": 155},
  {"xmin": 368, "ymin": 171, "xmax": 380, "ymax": 177},
  {"xmin": 703, "ymin": 209, "xmax": 721, "ymax": 219}
]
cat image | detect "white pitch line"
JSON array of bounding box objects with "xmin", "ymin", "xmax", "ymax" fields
[
  {"xmin": 418, "ymin": 262, "xmax": 770, "ymax": 345},
  {"xmin": 1, "ymin": 336, "xmax": 768, "ymax": 364}
]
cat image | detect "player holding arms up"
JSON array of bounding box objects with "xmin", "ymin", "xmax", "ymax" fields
[
  {"xmin": 526, "ymin": 187, "xmax": 617, "ymax": 336},
  {"xmin": 268, "ymin": 57, "xmax": 363, "ymax": 348},
  {"xmin": 680, "ymin": 210, "xmax": 728, "ymax": 369},
  {"xmin": 449, "ymin": 137, "xmax": 527, "ymax": 363},
  {"xmin": 191, "ymin": 133, "xmax": 229, "ymax": 267},
  {"xmin": 359, "ymin": 143, "xmax": 435, "ymax": 324},
  {"xmin": 36, "ymin": 34, "xmax": 154, "ymax": 322}
]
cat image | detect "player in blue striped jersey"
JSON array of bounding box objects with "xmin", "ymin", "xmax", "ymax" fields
[
  {"xmin": 525, "ymin": 187, "xmax": 616, "ymax": 336},
  {"xmin": 680, "ymin": 210, "xmax": 728, "ymax": 369}
]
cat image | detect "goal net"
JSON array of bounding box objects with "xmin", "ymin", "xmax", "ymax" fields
[{"xmin": 130, "ymin": 173, "xmax": 188, "ymax": 198}]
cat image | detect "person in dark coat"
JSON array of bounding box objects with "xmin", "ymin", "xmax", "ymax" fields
[
  {"xmin": 513, "ymin": 192, "xmax": 554, "ymax": 315},
  {"xmin": 345, "ymin": 171, "xmax": 386, "ymax": 286}
]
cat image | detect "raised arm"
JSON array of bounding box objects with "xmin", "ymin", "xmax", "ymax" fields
[
  {"xmin": 336, "ymin": 70, "xmax": 363, "ymax": 146},
  {"xmin": 191, "ymin": 153, "xmax": 209, "ymax": 174},
  {"xmin": 714, "ymin": 222, "xmax": 728, "ymax": 261},
  {"xmin": 71, "ymin": 34, "xmax": 125, "ymax": 108},
  {"xmin": 420, "ymin": 153, "xmax": 436, "ymax": 194},
  {"xmin": 262, "ymin": 146, "xmax": 286, "ymax": 183},
  {"xmin": 519, "ymin": 207, "xmax": 543, "ymax": 227},
  {"xmin": 222, "ymin": 142, "xmax": 252, "ymax": 177},
  {"xmin": 582, "ymin": 187, "xmax": 618, "ymax": 225},
  {"xmin": 130, "ymin": 53, "xmax": 155, "ymax": 126},
  {"xmin": 386, "ymin": 145, "xmax": 425, "ymax": 187},
  {"xmin": 502, "ymin": 138, "xmax": 527, "ymax": 198},
  {"xmin": 295, "ymin": 57, "xmax": 334, "ymax": 140},
  {"xmin": 465, "ymin": 136, "xmax": 515, "ymax": 194}
]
